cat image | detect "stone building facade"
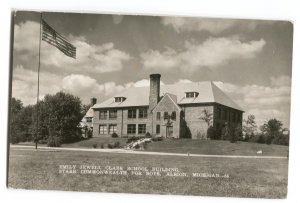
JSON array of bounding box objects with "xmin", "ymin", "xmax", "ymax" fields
[{"xmin": 90, "ymin": 74, "xmax": 244, "ymax": 139}]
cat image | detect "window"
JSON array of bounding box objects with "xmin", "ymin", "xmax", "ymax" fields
[
  {"xmin": 99, "ymin": 110, "xmax": 107, "ymax": 120},
  {"xmin": 185, "ymin": 92, "xmax": 199, "ymax": 98},
  {"xmin": 127, "ymin": 124, "xmax": 136, "ymax": 134},
  {"xmin": 86, "ymin": 117, "xmax": 92, "ymax": 122},
  {"xmin": 164, "ymin": 112, "xmax": 169, "ymax": 120},
  {"xmin": 138, "ymin": 108, "xmax": 148, "ymax": 118},
  {"xmin": 138, "ymin": 124, "xmax": 146, "ymax": 134},
  {"xmin": 156, "ymin": 112, "xmax": 161, "ymax": 121},
  {"xmin": 222, "ymin": 109, "xmax": 227, "ymax": 120},
  {"xmin": 99, "ymin": 125, "xmax": 107, "ymax": 135},
  {"xmin": 115, "ymin": 97, "xmax": 126, "ymax": 102},
  {"xmin": 109, "ymin": 110, "xmax": 117, "ymax": 120},
  {"xmin": 171, "ymin": 111, "xmax": 176, "ymax": 121},
  {"xmin": 109, "ymin": 124, "xmax": 117, "ymax": 134},
  {"xmin": 217, "ymin": 107, "xmax": 221, "ymax": 119},
  {"xmin": 128, "ymin": 109, "xmax": 136, "ymax": 119},
  {"xmin": 156, "ymin": 125, "xmax": 160, "ymax": 134}
]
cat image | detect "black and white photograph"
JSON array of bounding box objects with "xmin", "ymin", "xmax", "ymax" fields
[{"xmin": 7, "ymin": 10, "xmax": 293, "ymax": 199}]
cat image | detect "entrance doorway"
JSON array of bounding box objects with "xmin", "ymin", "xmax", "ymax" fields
[{"xmin": 166, "ymin": 126, "xmax": 173, "ymax": 138}]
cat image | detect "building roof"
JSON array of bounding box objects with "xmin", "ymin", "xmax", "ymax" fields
[{"xmin": 92, "ymin": 81, "xmax": 244, "ymax": 111}]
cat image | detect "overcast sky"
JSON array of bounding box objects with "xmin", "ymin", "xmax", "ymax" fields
[{"xmin": 12, "ymin": 11, "xmax": 293, "ymax": 128}]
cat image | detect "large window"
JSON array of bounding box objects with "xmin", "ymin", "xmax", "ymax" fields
[
  {"xmin": 109, "ymin": 110, "xmax": 117, "ymax": 120},
  {"xmin": 164, "ymin": 112, "xmax": 169, "ymax": 120},
  {"xmin": 99, "ymin": 110, "xmax": 107, "ymax": 120},
  {"xmin": 156, "ymin": 125, "xmax": 160, "ymax": 134},
  {"xmin": 139, "ymin": 108, "xmax": 147, "ymax": 118},
  {"xmin": 128, "ymin": 109, "xmax": 137, "ymax": 119},
  {"xmin": 127, "ymin": 124, "xmax": 136, "ymax": 134},
  {"xmin": 156, "ymin": 112, "xmax": 161, "ymax": 121},
  {"xmin": 99, "ymin": 125, "xmax": 107, "ymax": 135},
  {"xmin": 171, "ymin": 111, "xmax": 176, "ymax": 121},
  {"xmin": 138, "ymin": 124, "xmax": 146, "ymax": 134},
  {"xmin": 109, "ymin": 124, "xmax": 117, "ymax": 134}
]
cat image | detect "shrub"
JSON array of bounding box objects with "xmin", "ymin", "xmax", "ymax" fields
[
  {"xmin": 108, "ymin": 143, "xmax": 114, "ymax": 149},
  {"xmin": 87, "ymin": 129, "xmax": 93, "ymax": 138},
  {"xmin": 207, "ymin": 126, "xmax": 217, "ymax": 140},
  {"xmin": 272, "ymin": 133, "xmax": 289, "ymax": 146},
  {"xmin": 127, "ymin": 136, "xmax": 139, "ymax": 143},
  {"xmin": 92, "ymin": 143, "xmax": 97, "ymax": 148},
  {"xmin": 114, "ymin": 141, "xmax": 120, "ymax": 148},
  {"xmin": 145, "ymin": 132, "xmax": 152, "ymax": 138},
  {"xmin": 47, "ymin": 136, "xmax": 61, "ymax": 147},
  {"xmin": 111, "ymin": 133, "xmax": 118, "ymax": 138},
  {"xmin": 152, "ymin": 136, "xmax": 163, "ymax": 142},
  {"xmin": 134, "ymin": 144, "xmax": 140, "ymax": 149},
  {"xmin": 100, "ymin": 143, "xmax": 104, "ymax": 149}
]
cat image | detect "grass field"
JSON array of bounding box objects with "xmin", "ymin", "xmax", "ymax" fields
[
  {"xmin": 16, "ymin": 138, "xmax": 289, "ymax": 157},
  {"xmin": 8, "ymin": 147, "xmax": 288, "ymax": 198}
]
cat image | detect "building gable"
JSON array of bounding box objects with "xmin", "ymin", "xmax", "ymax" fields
[{"xmin": 152, "ymin": 93, "xmax": 181, "ymax": 113}]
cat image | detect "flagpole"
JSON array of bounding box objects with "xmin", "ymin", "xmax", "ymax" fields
[{"xmin": 36, "ymin": 12, "xmax": 43, "ymax": 150}]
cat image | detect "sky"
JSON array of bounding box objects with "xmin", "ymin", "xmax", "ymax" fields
[{"xmin": 11, "ymin": 11, "xmax": 293, "ymax": 128}]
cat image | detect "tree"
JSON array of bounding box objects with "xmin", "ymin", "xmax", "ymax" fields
[
  {"xmin": 260, "ymin": 118, "xmax": 283, "ymax": 144},
  {"xmin": 243, "ymin": 114, "xmax": 257, "ymax": 140},
  {"xmin": 199, "ymin": 108, "xmax": 213, "ymax": 127},
  {"xmin": 37, "ymin": 91, "xmax": 83, "ymax": 143},
  {"xmin": 10, "ymin": 98, "xmax": 23, "ymax": 143}
]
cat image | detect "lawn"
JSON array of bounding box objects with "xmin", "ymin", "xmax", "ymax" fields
[
  {"xmin": 8, "ymin": 148, "xmax": 288, "ymax": 198},
  {"xmin": 145, "ymin": 139, "xmax": 289, "ymax": 157}
]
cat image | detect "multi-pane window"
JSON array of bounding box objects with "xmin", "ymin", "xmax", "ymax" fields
[
  {"xmin": 138, "ymin": 124, "xmax": 146, "ymax": 134},
  {"xmin": 86, "ymin": 117, "xmax": 92, "ymax": 122},
  {"xmin": 185, "ymin": 92, "xmax": 199, "ymax": 98},
  {"xmin": 138, "ymin": 108, "xmax": 147, "ymax": 118},
  {"xmin": 156, "ymin": 112, "xmax": 161, "ymax": 121},
  {"xmin": 128, "ymin": 109, "xmax": 137, "ymax": 119},
  {"xmin": 115, "ymin": 97, "xmax": 126, "ymax": 102},
  {"xmin": 127, "ymin": 124, "xmax": 136, "ymax": 134},
  {"xmin": 99, "ymin": 125, "xmax": 107, "ymax": 135},
  {"xmin": 171, "ymin": 111, "xmax": 176, "ymax": 121},
  {"xmin": 164, "ymin": 112, "xmax": 169, "ymax": 120},
  {"xmin": 99, "ymin": 110, "xmax": 107, "ymax": 120},
  {"xmin": 109, "ymin": 124, "xmax": 117, "ymax": 134},
  {"xmin": 109, "ymin": 110, "xmax": 117, "ymax": 120},
  {"xmin": 156, "ymin": 125, "xmax": 160, "ymax": 134}
]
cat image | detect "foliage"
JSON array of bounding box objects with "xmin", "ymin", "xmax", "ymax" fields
[
  {"xmin": 260, "ymin": 118, "xmax": 283, "ymax": 145},
  {"xmin": 231, "ymin": 124, "xmax": 242, "ymax": 143},
  {"xmin": 199, "ymin": 108, "xmax": 213, "ymax": 127},
  {"xmin": 243, "ymin": 114, "xmax": 257, "ymax": 140},
  {"xmin": 221, "ymin": 122, "xmax": 231, "ymax": 140},
  {"xmin": 92, "ymin": 143, "xmax": 97, "ymax": 148},
  {"xmin": 180, "ymin": 112, "xmax": 192, "ymax": 138},
  {"xmin": 111, "ymin": 132, "xmax": 118, "ymax": 138},
  {"xmin": 126, "ymin": 136, "xmax": 140, "ymax": 143},
  {"xmin": 145, "ymin": 132, "xmax": 152, "ymax": 138},
  {"xmin": 114, "ymin": 141, "xmax": 120, "ymax": 148},
  {"xmin": 207, "ymin": 126, "xmax": 217, "ymax": 140}
]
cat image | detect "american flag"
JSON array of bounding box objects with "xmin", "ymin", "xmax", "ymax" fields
[{"xmin": 42, "ymin": 19, "xmax": 76, "ymax": 59}]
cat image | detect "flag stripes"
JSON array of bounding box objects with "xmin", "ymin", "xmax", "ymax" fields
[{"xmin": 42, "ymin": 19, "xmax": 76, "ymax": 59}]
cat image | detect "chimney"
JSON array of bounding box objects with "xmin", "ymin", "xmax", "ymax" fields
[
  {"xmin": 90, "ymin": 98, "xmax": 97, "ymax": 106},
  {"xmin": 149, "ymin": 74, "xmax": 161, "ymax": 111}
]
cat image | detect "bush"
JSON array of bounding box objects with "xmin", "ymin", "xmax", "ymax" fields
[
  {"xmin": 111, "ymin": 133, "xmax": 118, "ymax": 138},
  {"xmin": 145, "ymin": 132, "xmax": 152, "ymax": 138},
  {"xmin": 87, "ymin": 129, "xmax": 93, "ymax": 138},
  {"xmin": 134, "ymin": 144, "xmax": 140, "ymax": 149},
  {"xmin": 114, "ymin": 141, "xmax": 120, "ymax": 148},
  {"xmin": 108, "ymin": 143, "xmax": 114, "ymax": 149},
  {"xmin": 47, "ymin": 136, "xmax": 61, "ymax": 147},
  {"xmin": 207, "ymin": 126, "xmax": 217, "ymax": 140},
  {"xmin": 152, "ymin": 136, "xmax": 163, "ymax": 142},
  {"xmin": 100, "ymin": 143, "xmax": 104, "ymax": 149},
  {"xmin": 127, "ymin": 136, "xmax": 139, "ymax": 143},
  {"xmin": 272, "ymin": 134, "xmax": 289, "ymax": 146},
  {"xmin": 92, "ymin": 143, "xmax": 97, "ymax": 148}
]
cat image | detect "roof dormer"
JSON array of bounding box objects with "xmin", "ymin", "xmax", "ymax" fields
[
  {"xmin": 185, "ymin": 92, "xmax": 199, "ymax": 98},
  {"xmin": 114, "ymin": 97, "xmax": 126, "ymax": 103}
]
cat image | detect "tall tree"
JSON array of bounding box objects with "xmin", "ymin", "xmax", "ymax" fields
[
  {"xmin": 10, "ymin": 98, "xmax": 23, "ymax": 143},
  {"xmin": 260, "ymin": 118, "xmax": 283, "ymax": 144},
  {"xmin": 243, "ymin": 114, "xmax": 257, "ymax": 138}
]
